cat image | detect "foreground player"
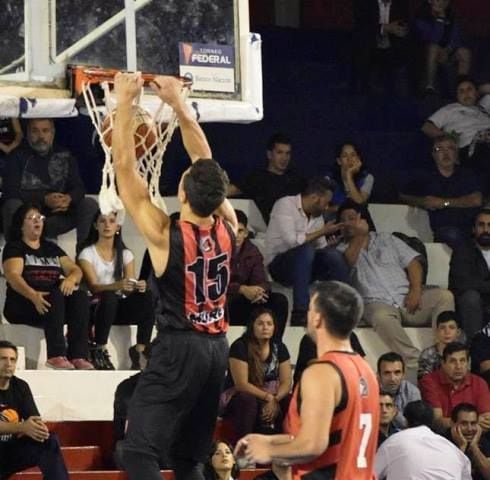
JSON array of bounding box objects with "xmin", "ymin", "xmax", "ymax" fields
[
  {"xmin": 112, "ymin": 73, "xmax": 237, "ymax": 480},
  {"xmin": 236, "ymin": 281, "xmax": 379, "ymax": 479}
]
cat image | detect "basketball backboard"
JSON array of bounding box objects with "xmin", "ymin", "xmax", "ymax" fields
[{"xmin": 0, "ymin": 0, "xmax": 262, "ymax": 123}]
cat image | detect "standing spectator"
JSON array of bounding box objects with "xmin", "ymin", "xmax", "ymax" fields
[
  {"xmin": 78, "ymin": 210, "xmax": 154, "ymax": 370},
  {"xmin": 0, "ymin": 117, "xmax": 22, "ymax": 189},
  {"xmin": 414, "ymin": 0, "xmax": 471, "ymax": 94},
  {"xmin": 375, "ymin": 400, "xmax": 472, "ymax": 480},
  {"xmin": 203, "ymin": 441, "xmax": 240, "ymax": 480},
  {"xmin": 220, "ymin": 308, "xmax": 292, "ymax": 443},
  {"xmin": 418, "ymin": 310, "xmax": 462, "ymax": 379},
  {"xmin": 2, "ymin": 118, "xmax": 98, "ymax": 250},
  {"xmin": 449, "ymin": 208, "xmax": 490, "ymax": 339},
  {"xmin": 471, "ymin": 321, "xmax": 490, "ymax": 386},
  {"xmin": 266, "ymin": 177, "xmax": 349, "ymax": 326},
  {"xmin": 227, "ymin": 210, "xmax": 288, "ymax": 338},
  {"xmin": 377, "ymin": 352, "xmax": 421, "ymax": 429},
  {"xmin": 227, "ymin": 133, "xmax": 304, "ymax": 223},
  {"xmin": 448, "ymin": 403, "xmax": 490, "ymax": 480},
  {"xmin": 378, "ymin": 391, "xmax": 400, "ymax": 446},
  {"xmin": 337, "ymin": 201, "xmax": 454, "ymax": 382},
  {"xmin": 0, "ymin": 340, "xmax": 69, "ymax": 480},
  {"xmin": 352, "ymin": 0, "xmax": 412, "ymax": 95},
  {"xmin": 420, "ymin": 342, "xmax": 490, "ymax": 432},
  {"xmin": 2, "ymin": 203, "xmax": 93, "ymax": 370},
  {"xmin": 400, "ymin": 134, "xmax": 482, "ymax": 248}
]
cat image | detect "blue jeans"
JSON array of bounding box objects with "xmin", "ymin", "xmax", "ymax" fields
[{"xmin": 268, "ymin": 244, "xmax": 350, "ymax": 311}]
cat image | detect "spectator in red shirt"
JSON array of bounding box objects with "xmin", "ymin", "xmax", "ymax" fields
[
  {"xmin": 227, "ymin": 210, "xmax": 288, "ymax": 338},
  {"xmin": 420, "ymin": 342, "xmax": 490, "ymax": 432}
]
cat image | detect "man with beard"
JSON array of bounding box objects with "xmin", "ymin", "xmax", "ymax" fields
[
  {"xmin": 449, "ymin": 208, "xmax": 490, "ymax": 339},
  {"xmin": 2, "ymin": 118, "xmax": 97, "ymax": 251}
]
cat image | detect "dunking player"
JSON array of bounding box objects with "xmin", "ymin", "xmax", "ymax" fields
[
  {"xmin": 112, "ymin": 73, "xmax": 237, "ymax": 480},
  {"xmin": 235, "ymin": 281, "xmax": 380, "ymax": 480}
]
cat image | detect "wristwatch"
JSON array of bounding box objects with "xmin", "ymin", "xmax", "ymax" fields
[{"xmin": 443, "ymin": 200, "xmax": 450, "ymax": 208}]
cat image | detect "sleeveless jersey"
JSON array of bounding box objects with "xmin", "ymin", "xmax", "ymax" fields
[
  {"xmin": 156, "ymin": 216, "xmax": 234, "ymax": 334},
  {"xmin": 284, "ymin": 351, "xmax": 379, "ymax": 480}
]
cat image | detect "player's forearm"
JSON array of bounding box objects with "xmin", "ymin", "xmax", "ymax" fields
[
  {"xmin": 270, "ymin": 435, "xmax": 325, "ymax": 465},
  {"xmin": 113, "ymin": 101, "xmax": 136, "ymax": 172}
]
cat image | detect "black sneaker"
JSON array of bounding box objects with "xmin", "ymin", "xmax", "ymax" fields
[
  {"xmin": 89, "ymin": 347, "xmax": 106, "ymax": 370},
  {"xmin": 129, "ymin": 345, "xmax": 148, "ymax": 370},
  {"xmin": 102, "ymin": 348, "xmax": 115, "ymax": 370}
]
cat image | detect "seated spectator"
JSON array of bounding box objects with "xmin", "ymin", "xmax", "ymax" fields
[
  {"xmin": 78, "ymin": 210, "xmax": 154, "ymax": 370},
  {"xmin": 377, "ymin": 352, "xmax": 421, "ymax": 429},
  {"xmin": 325, "ymin": 141, "xmax": 376, "ymax": 229},
  {"xmin": 375, "ymin": 400, "xmax": 472, "ymax": 479},
  {"xmin": 2, "ymin": 203, "xmax": 93, "ymax": 370},
  {"xmin": 292, "ymin": 332, "xmax": 365, "ymax": 388},
  {"xmin": 414, "ymin": 0, "xmax": 471, "ymax": 94},
  {"xmin": 0, "ymin": 117, "xmax": 22, "ymax": 189},
  {"xmin": 449, "ymin": 208, "xmax": 490, "ymax": 339},
  {"xmin": 448, "ymin": 403, "xmax": 490, "ymax": 480},
  {"xmin": 420, "ymin": 342, "xmax": 490, "ymax": 432},
  {"xmin": 378, "ymin": 391, "xmax": 400, "ymax": 446},
  {"xmin": 266, "ymin": 177, "xmax": 349, "ymax": 326},
  {"xmin": 352, "ymin": 0, "xmax": 412, "ymax": 95},
  {"xmin": 227, "ymin": 133, "xmax": 304, "ymax": 223},
  {"xmin": 203, "ymin": 441, "xmax": 240, "ymax": 480},
  {"xmin": 227, "ymin": 209, "xmax": 288, "ymax": 338},
  {"xmin": 0, "ymin": 341, "xmax": 69, "ymax": 479},
  {"xmin": 418, "ymin": 310, "xmax": 462, "ymax": 380},
  {"xmin": 337, "ymin": 201, "xmax": 454, "ymax": 382},
  {"xmin": 400, "ymin": 134, "xmax": 482, "ymax": 248},
  {"xmin": 220, "ymin": 308, "xmax": 292, "ymax": 443},
  {"xmin": 2, "ymin": 118, "xmax": 98, "ymax": 250},
  {"xmin": 471, "ymin": 322, "xmax": 490, "ymax": 386}
]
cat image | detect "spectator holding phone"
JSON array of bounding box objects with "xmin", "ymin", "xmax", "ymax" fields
[{"xmin": 77, "ymin": 210, "xmax": 154, "ymax": 370}]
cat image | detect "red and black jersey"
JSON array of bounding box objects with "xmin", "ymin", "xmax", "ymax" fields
[
  {"xmin": 155, "ymin": 216, "xmax": 234, "ymax": 334},
  {"xmin": 284, "ymin": 351, "xmax": 379, "ymax": 480}
]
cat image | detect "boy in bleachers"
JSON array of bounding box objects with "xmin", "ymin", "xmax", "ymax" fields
[{"xmin": 418, "ymin": 310, "xmax": 462, "ymax": 380}]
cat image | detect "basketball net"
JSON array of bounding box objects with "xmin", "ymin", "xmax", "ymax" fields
[{"xmin": 81, "ymin": 76, "xmax": 191, "ymax": 218}]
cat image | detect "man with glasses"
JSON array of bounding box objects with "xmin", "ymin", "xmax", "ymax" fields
[
  {"xmin": 2, "ymin": 118, "xmax": 97, "ymax": 251},
  {"xmin": 400, "ymin": 134, "xmax": 482, "ymax": 248}
]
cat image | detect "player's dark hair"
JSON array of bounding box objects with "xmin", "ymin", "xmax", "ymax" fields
[
  {"xmin": 301, "ymin": 176, "xmax": 335, "ymax": 197},
  {"xmin": 9, "ymin": 202, "xmax": 46, "ymax": 242},
  {"xmin": 377, "ymin": 352, "xmax": 405, "ymax": 373},
  {"xmin": 436, "ymin": 310, "xmax": 460, "ymax": 328},
  {"xmin": 404, "ymin": 400, "xmax": 434, "ymax": 428},
  {"xmin": 183, "ymin": 159, "xmax": 228, "ymax": 217},
  {"xmin": 451, "ymin": 402, "xmax": 478, "ymax": 422},
  {"xmin": 243, "ymin": 307, "xmax": 277, "ymax": 387},
  {"xmin": 203, "ymin": 440, "xmax": 240, "ymax": 479},
  {"xmin": 442, "ymin": 342, "xmax": 469, "ymax": 361},
  {"xmin": 0, "ymin": 340, "xmax": 18, "ymax": 356},
  {"xmin": 310, "ymin": 281, "xmax": 363, "ymax": 339},
  {"xmin": 266, "ymin": 132, "xmax": 291, "ymax": 151},
  {"xmin": 77, "ymin": 210, "xmax": 128, "ymax": 281}
]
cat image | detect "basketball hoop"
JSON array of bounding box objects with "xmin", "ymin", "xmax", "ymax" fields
[{"xmin": 78, "ymin": 67, "xmax": 192, "ymax": 217}]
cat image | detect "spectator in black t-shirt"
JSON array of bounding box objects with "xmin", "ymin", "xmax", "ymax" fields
[
  {"xmin": 2, "ymin": 118, "xmax": 97, "ymax": 250},
  {"xmin": 219, "ymin": 307, "xmax": 292, "ymax": 443},
  {"xmin": 2, "ymin": 203, "xmax": 93, "ymax": 370},
  {"xmin": 447, "ymin": 403, "xmax": 490, "ymax": 480},
  {"xmin": 227, "ymin": 133, "xmax": 304, "ymax": 224},
  {"xmin": 0, "ymin": 340, "xmax": 69, "ymax": 479},
  {"xmin": 400, "ymin": 134, "xmax": 482, "ymax": 248}
]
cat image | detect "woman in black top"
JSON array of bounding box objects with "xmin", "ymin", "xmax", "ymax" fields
[{"xmin": 2, "ymin": 203, "xmax": 93, "ymax": 370}]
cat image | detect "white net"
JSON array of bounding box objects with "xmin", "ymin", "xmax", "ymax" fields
[{"xmin": 82, "ymin": 77, "xmax": 191, "ymax": 218}]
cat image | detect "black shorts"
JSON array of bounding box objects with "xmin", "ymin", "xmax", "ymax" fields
[{"xmin": 122, "ymin": 329, "xmax": 229, "ymax": 466}]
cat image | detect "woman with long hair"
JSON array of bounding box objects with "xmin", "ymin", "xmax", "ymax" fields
[
  {"xmin": 203, "ymin": 441, "xmax": 240, "ymax": 480},
  {"xmin": 2, "ymin": 203, "xmax": 93, "ymax": 369},
  {"xmin": 220, "ymin": 308, "xmax": 292, "ymax": 443},
  {"xmin": 77, "ymin": 210, "xmax": 154, "ymax": 370}
]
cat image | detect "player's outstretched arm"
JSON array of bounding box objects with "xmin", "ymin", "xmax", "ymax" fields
[
  {"xmin": 151, "ymin": 76, "xmax": 211, "ymax": 163},
  {"xmin": 113, "ymin": 72, "xmax": 169, "ymax": 247}
]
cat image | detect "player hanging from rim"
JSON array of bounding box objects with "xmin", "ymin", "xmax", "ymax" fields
[
  {"xmin": 235, "ymin": 281, "xmax": 380, "ymax": 480},
  {"xmin": 112, "ymin": 73, "xmax": 238, "ymax": 480}
]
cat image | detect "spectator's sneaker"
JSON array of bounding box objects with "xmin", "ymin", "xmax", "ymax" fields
[
  {"xmin": 46, "ymin": 356, "xmax": 75, "ymax": 370},
  {"xmin": 71, "ymin": 358, "xmax": 95, "ymax": 370},
  {"xmin": 102, "ymin": 349, "xmax": 115, "ymax": 370},
  {"xmin": 129, "ymin": 345, "xmax": 148, "ymax": 370}
]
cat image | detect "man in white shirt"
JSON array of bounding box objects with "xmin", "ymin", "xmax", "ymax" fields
[
  {"xmin": 266, "ymin": 177, "xmax": 348, "ymax": 326},
  {"xmin": 376, "ymin": 400, "xmax": 472, "ymax": 480}
]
